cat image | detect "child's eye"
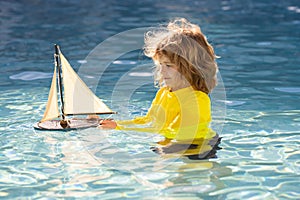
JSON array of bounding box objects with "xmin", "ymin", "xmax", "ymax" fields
[
  {"xmin": 161, "ymin": 64, "xmax": 172, "ymax": 68},
  {"xmin": 158, "ymin": 63, "xmax": 173, "ymax": 68}
]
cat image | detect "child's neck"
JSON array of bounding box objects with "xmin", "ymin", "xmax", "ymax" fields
[{"xmin": 170, "ymin": 84, "xmax": 191, "ymax": 92}]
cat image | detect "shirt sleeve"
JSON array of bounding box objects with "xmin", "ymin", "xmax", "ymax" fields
[
  {"xmin": 115, "ymin": 88, "xmax": 164, "ymax": 126},
  {"xmin": 115, "ymin": 88, "xmax": 216, "ymax": 140}
]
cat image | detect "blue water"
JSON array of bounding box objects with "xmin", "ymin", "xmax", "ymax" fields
[{"xmin": 1, "ymin": 0, "xmax": 300, "ymax": 199}]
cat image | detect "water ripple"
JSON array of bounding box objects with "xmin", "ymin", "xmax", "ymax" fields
[
  {"xmin": 274, "ymin": 87, "xmax": 300, "ymax": 93},
  {"xmin": 9, "ymin": 71, "xmax": 52, "ymax": 81},
  {"xmin": 1, "ymin": 0, "xmax": 300, "ymax": 199}
]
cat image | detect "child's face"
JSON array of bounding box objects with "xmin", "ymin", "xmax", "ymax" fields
[{"xmin": 157, "ymin": 56, "xmax": 188, "ymax": 91}]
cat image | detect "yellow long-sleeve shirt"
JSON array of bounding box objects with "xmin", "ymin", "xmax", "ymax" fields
[{"xmin": 116, "ymin": 86, "xmax": 216, "ymax": 141}]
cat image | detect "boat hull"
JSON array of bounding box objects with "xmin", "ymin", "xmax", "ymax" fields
[{"xmin": 33, "ymin": 118, "xmax": 101, "ymax": 131}]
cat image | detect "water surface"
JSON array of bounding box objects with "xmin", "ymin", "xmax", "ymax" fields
[{"xmin": 0, "ymin": 0, "xmax": 300, "ymax": 199}]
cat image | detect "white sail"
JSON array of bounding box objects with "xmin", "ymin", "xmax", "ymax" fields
[
  {"xmin": 60, "ymin": 52, "xmax": 113, "ymax": 115},
  {"xmin": 40, "ymin": 65, "xmax": 60, "ymax": 122}
]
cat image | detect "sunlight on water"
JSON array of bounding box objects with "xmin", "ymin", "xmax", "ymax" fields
[
  {"xmin": 9, "ymin": 71, "xmax": 52, "ymax": 81},
  {"xmin": 1, "ymin": 0, "xmax": 300, "ymax": 199},
  {"xmin": 2, "ymin": 86, "xmax": 299, "ymax": 198}
]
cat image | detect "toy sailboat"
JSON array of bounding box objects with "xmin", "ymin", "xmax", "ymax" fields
[{"xmin": 34, "ymin": 44, "xmax": 115, "ymax": 130}]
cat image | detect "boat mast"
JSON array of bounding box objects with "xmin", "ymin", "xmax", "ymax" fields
[{"xmin": 54, "ymin": 44, "xmax": 66, "ymax": 121}]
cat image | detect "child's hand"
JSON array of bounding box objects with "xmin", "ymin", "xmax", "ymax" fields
[{"xmin": 98, "ymin": 119, "xmax": 117, "ymax": 129}]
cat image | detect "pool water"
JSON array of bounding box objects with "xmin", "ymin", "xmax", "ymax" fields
[{"xmin": 1, "ymin": 0, "xmax": 300, "ymax": 199}]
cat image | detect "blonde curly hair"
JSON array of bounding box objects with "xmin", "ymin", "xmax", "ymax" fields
[{"xmin": 144, "ymin": 18, "xmax": 218, "ymax": 94}]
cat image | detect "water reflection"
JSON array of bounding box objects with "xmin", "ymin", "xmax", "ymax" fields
[
  {"xmin": 79, "ymin": 130, "xmax": 232, "ymax": 198},
  {"xmin": 37, "ymin": 131, "xmax": 109, "ymax": 198},
  {"xmin": 1, "ymin": 0, "xmax": 300, "ymax": 199}
]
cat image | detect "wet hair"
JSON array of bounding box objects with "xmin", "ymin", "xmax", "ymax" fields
[{"xmin": 144, "ymin": 18, "xmax": 218, "ymax": 94}]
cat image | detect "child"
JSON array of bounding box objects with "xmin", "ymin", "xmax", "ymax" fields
[{"xmin": 99, "ymin": 18, "xmax": 221, "ymax": 159}]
